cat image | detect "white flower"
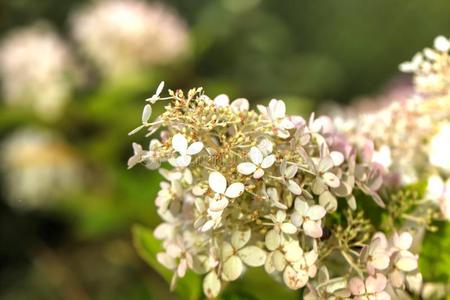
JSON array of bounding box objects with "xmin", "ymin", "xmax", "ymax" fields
[
  {"xmin": 426, "ymin": 175, "xmax": 450, "ymax": 220},
  {"xmin": 128, "ymin": 142, "xmax": 146, "ymax": 169},
  {"xmin": 429, "ymin": 123, "xmax": 450, "ymax": 172},
  {"xmin": 391, "ymin": 232, "xmax": 418, "ymax": 273},
  {"xmin": 290, "ymin": 199, "xmax": 326, "ymax": 238},
  {"xmin": 203, "ymin": 172, "xmax": 245, "ymax": 231},
  {"xmin": 170, "ymin": 134, "xmax": 203, "ymax": 167},
  {"xmin": 146, "ymin": 81, "xmax": 164, "ymax": 104},
  {"xmin": 279, "ymin": 161, "xmax": 302, "ymax": 195},
  {"xmin": 267, "ymin": 210, "xmax": 298, "ymax": 235},
  {"xmin": 237, "ymin": 140, "xmax": 275, "ymax": 179},
  {"xmin": 311, "ymin": 155, "xmax": 341, "ymax": 195},
  {"xmin": 258, "ymin": 99, "xmax": 294, "ymax": 138},
  {"xmin": 361, "ymin": 233, "xmax": 390, "ymax": 275},
  {"xmin": 220, "ymin": 229, "xmax": 267, "ymax": 281},
  {"xmin": 434, "ymin": 35, "xmax": 450, "ymax": 52},
  {"xmin": 230, "ymin": 98, "xmax": 249, "ymax": 113}
]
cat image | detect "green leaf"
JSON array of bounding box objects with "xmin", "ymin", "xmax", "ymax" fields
[
  {"xmin": 132, "ymin": 225, "xmax": 202, "ymax": 300},
  {"xmin": 420, "ymin": 221, "xmax": 450, "ymax": 283}
]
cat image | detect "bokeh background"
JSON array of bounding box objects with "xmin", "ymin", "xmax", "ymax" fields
[{"xmin": 1, "ymin": 1, "xmax": 450, "ymax": 299}]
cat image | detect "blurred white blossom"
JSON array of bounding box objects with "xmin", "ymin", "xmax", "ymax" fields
[
  {"xmin": 71, "ymin": 0, "xmax": 189, "ymax": 78},
  {"xmin": 0, "ymin": 23, "xmax": 75, "ymax": 119},
  {"xmin": 1, "ymin": 128, "xmax": 82, "ymax": 209}
]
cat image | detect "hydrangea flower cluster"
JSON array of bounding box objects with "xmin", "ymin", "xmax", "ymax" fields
[
  {"xmin": 128, "ymin": 83, "xmax": 422, "ymax": 298},
  {"xmin": 334, "ymin": 36, "xmax": 450, "ymax": 221},
  {"xmin": 0, "ymin": 23, "xmax": 75, "ymax": 119},
  {"xmin": 71, "ymin": 0, "xmax": 188, "ymax": 78}
]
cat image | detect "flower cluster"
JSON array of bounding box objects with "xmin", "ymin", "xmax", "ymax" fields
[
  {"xmin": 71, "ymin": 0, "xmax": 188, "ymax": 78},
  {"xmin": 334, "ymin": 36, "xmax": 450, "ymax": 220},
  {"xmin": 0, "ymin": 128, "xmax": 82, "ymax": 209},
  {"xmin": 127, "ymin": 84, "xmax": 421, "ymax": 298},
  {"xmin": 0, "ymin": 23, "xmax": 75, "ymax": 119}
]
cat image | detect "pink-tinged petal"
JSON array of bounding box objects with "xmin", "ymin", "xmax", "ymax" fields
[
  {"xmin": 177, "ymin": 259, "xmax": 187, "ymax": 277},
  {"xmin": 230, "ymin": 98, "xmax": 249, "ymax": 112},
  {"xmin": 377, "ymin": 291, "xmax": 391, "ymax": 300},
  {"xmin": 348, "ymin": 277, "xmax": 365, "ymax": 296},
  {"xmin": 186, "ymin": 142, "xmax": 203, "ymax": 155},
  {"xmin": 225, "ymin": 182, "xmax": 245, "ymax": 198},
  {"xmin": 249, "ymin": 146, "xmax": 263, "ymax": 165},
  {"xmin": 303, "ymin": 220, "xmax": 323, "ymax": 238},
  {"xmin": 306, "ymin": 205, "xmax": 326, "ymax": 220},
  {"xmin": 389, "ymin": 269, "xmax": 405, "ymax": 288},
  {"xmin": 237, "ymin": 162, "xmax": 257, "ymax": 175},
  {"xmin": 365, "ymin": 273, "xmax": 387, "ymax": 293},
  {"xmin": 209, "ymin": 171, "xmax": 227, "ymax": 194},
  {"xmin": 280, "ymin": 118, "xmax": 295, "ymax": 129},
  {"xmin": 172, "ymin": 134, "xmax": 188, "ymax": 153},
  {"xmin": 393, "ymin": 232, "xmax": 413, "ymax": 250},
  {"xmin": 322, "ymin": 172, "xmax": 340, "ymax": 188},
  {"xmin": 253, "ymin": 168, "xmax": 265, "ymax": 179},
  {"xmin": 370, "ymin": 253, "xmax": 390, "ymax": 271},
  {"xmin": 261, "ymin": 154, "xmax": 276, "ymax": 168}
]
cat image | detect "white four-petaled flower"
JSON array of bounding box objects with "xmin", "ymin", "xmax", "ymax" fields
[
  {"xmin": 170, "ymin": 133, "xmax": 203, "ymax": 167},
  {"xmin": 238, "ymin": 139, "xmax": 276, "ymax": 179},
  {"xmin": 290, "ymin": 198, "xmax": 326, "ymax": 238}
]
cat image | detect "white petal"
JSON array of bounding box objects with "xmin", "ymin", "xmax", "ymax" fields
[
  {"xmin": 365, "ymin": 273, "xmax": 387, "ymax": 294},
  {"xmin": 214, "ymin": 94, "xmax": 230, "ymax": 107},
  {"xmin": 222, "ymin": 255, "xmax": 243, "ymax": 281},
  {"xmin": 209, "ymin": 172, "xmax": 227, "ymax": 194},
  {"xmin": 230, "ymin": 98, "xmax": 249, "ymax": 112},
  {"xmin": 294, "ymin": 199, "xmax": 309, "ymax": 214},
  {"xmin": 265, "ymin": 252, "xmax": 276, "ymax": 274},
  {"xmin": 280, "ymin": 118, "xmax": 295, "ymax": 129},
  {"xmin": 209, "ymin": 197, "xmax": 229, "ymax": 211},
  {"xmin": 249, "ymin": 147, "xmax": 263, "ymax": 165},
  {"xmin": 303, "ymin": 220, "xmax": 323, "ymax": 238},
  {"xmin": 203, "ymin": 271, "xmax": 221, "ymax": 299},
  {"xmin": 287, "ymin": 180, "xmax": 302, "ymax": 195},
  {"xmin": 157, "ymin": 253, "xmax": 176, "ymax": 269},
  {"xmin": 176, "ymin": 155, "xmax": 191, "ymax": 167},
  {"xmin": 172, "ymin": 134, "xmax": 188, "ymax": 153},
  {"xmin": 273, "ymin": 99, "xmax": 286, "ymax": 119},
  {"xmin": 395, "ymin": 254, "xmax": 418, "ymax": 272},
  {"xmin": 231, "ymin": 229, "xmax": 251, "ymax": 249},
  {"xmin": 238, "ymin": 246, "xmax": 267, "ymax": 267},
  {"xmin": 318, "ymin": 156, "xmax": 334, "ymax": 173},
  {"xmin": 306, "ymin": 205, "xmax": 326, "ymax": 221},
  {"xmin": 253, "ymin": 168, "xmax": 265, "ymax": 179},
  {"xmin": 322, "ymin": 172, "xmax": 340, "ymax": 188},
  {"xmin": 265, "ymin": 229, "xmax": 281, "ymax": 251},
  {"xmin": 221, "ymin": 241, "xmax": 234, "ymax": 261},
  {"xmin": 290, "ymin": 211, "xmax": 303, "ymax": 227},
  {"xmin": 393, "ymin": 232, "xmax": 413, "ymax": 250},
  {"xmin": 283, "ymin": 266, "xmax": 308, "ymax": 290},
  {"xmin": 237, "ymin": 162, "xmax": 257, "ymax": 175},
  {"xmin": 273, "ymin": 250, "xmax": 287, "ymax": 271},
  {"xmin": 142, "ymin": 104, "xmax": 152, "ymax": 124},
  {"xmin": 261, "ymin": 154, "xmax": 276, "ymax": 169},
  {"xmin": 434, "ymin": 35, "xmax": 450, "ymax": 52},
  {"xmin": 155, "ymin": 81, "xmax": 165, "ymax": 97},
  {"xmin": 319, "ymin": 191, "xmax": 337, "ymax": 212},
  {"xmin": 201, "ymin": 220, "xmax": 215, "ymax": 232},
  {"xmin": 284, "ymin": 165, "xmax": 298, "ymax": 179},
  {"xmin": 370, "ymin": 254, "xmax": 390, "ymax": 271},
  {"xmin": 225, "ymin": 182, "xmax": 245, "ymax": 198},
  {"xmin": 258, "ymin": 139, "xmax": 273, "ymax": 155},
  {"xmin": 304, "ymin": 250, "xmax": 318, "ymax": 266},
  {"xmin": 186, "ymin": 142, "xmax": 203, "ymax": 155},
  {"xmin": 330, "ymin": 151, "xmax": 344, "ymax": 166},
  {"xmin": 281, "ymin": 222, "xmax": 297, "ymax": 234},
  {"xmin": 284, "ymin": 241, "xmax": 304, "ymax": 262}
]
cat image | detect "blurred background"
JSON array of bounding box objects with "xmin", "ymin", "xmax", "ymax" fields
[{"xmin": 1, "ymin": 0, "xmax": 450, "ymax": 299}]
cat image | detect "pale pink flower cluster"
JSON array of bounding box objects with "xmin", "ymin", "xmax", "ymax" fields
[
  {"xmin": 71, "ymin": 0, "xmax": 188, "ymax": 78},
  {"xmin": 0, "ymin": 23, "xmax": 75, "ymax": 119},
  {"xmin": 128, "ymin": 85, "xmax": 396, "ymax": 298}
]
